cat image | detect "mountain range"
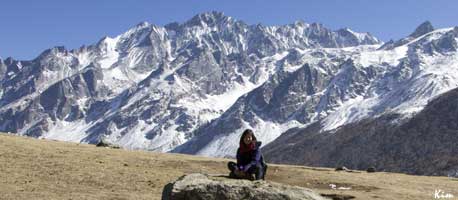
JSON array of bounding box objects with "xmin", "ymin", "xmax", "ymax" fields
[{"xmin": 1, "ymin": 11, "xmax": 457, "ymax": 176}]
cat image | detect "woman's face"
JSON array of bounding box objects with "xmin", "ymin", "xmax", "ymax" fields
[{"xmin": 243, "ymin": 134, "xmax": 253, "ymax": 145}]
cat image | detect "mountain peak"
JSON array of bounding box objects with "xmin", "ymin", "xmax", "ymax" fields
[
  {"xmin": 135, "ymin": 21, "xmax": 150, "ymax": 28},
  {"xmin": 199, "ymin": 11, "xmax": 225, "ymax": 18},
  {"xmin": 4, "ymin": 57, "xmax": 15, "ymax": 65},
  {"xmin": 310, "ymin": 22, "xmax": 324, "ymax": 29},
  {"xmin": 186, "ymin": 11, "xmax": 233, "ymax": 27},
  {"xmin": 409, "ymin": 21, "xmax": 434, "ymax": 38},
  {"xmin": 291, "ymin": 20, "xmax": 307, "ymax": 27}
]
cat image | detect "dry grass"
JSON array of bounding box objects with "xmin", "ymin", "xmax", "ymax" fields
[{"xmin": 0, "ymin": 133, "xmax": 457, "ymax": 200}]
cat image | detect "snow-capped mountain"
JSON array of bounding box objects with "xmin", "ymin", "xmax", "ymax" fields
[
  {"xmin": 175, "ymin": 24, "xmax": 458, "ymax": 158},
  {"xmin": 1, "ymin": 11, "xmax": 457, "ymax": 175},
  {"xmin": 259, "ymin": 24, "xmax": 458, "ymax": 177},
  {"xmin": 0, "ymin": 11, "xmax": 380, "ymax": 150}
]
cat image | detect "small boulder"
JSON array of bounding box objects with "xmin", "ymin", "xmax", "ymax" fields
[
  {"xmin": 335, "ymin": 166, "xmax": 347, "ymax": 171},
  {"xmin": 96, "ymin": 139, "xmax": 121, "ymax": 149},
  {"xmin": 96, "ymin": 140, "xmax": 109, "ymax": 147},
  {"xmin": 366, "ymin": 167, "xmax": 376, "ymax": 173},
  {"xmin": 335, "ymin": 166, "xmax": 352, "ymax": 172},
  {"xmin": 162, "ymin": 173, "xmax": 329, "ymax": 200}
]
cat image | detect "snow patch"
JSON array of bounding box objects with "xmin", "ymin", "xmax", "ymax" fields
[
  {"xmin": 98, "ymin": 36, "xmax": 120, "ymax": 69},
  {"xmin": 42, "ymin": 120, "xmax": 91, "ymax": 142},
  {"xmin": 355, "ymin": 45, "xmax": 408, "ymax": 67}
]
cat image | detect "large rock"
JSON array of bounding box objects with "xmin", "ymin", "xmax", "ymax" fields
[{"xmin": 162, "ymin": 173, "xmax": 329, "ymax": 200}]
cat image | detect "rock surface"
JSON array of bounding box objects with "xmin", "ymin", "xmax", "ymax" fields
[{"xmin": 161, "ymin": 173, "xmax": 329, "ymax": 200}]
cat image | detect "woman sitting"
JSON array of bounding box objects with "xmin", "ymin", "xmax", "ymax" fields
[{"xmin": 227, "ymin": 129, "xmax": 267, "ymax": 180}]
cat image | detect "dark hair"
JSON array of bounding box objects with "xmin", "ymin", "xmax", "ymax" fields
[{"xmin": 239, "ymin": 129, "xmax": 257, "ymax": 145}]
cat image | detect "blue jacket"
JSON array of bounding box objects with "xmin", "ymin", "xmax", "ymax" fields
[{"xmin": 236, "ymin": 141, "xmax": 264, "ymax": 172}]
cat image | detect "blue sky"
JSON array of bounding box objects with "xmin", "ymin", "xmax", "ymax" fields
[{"xmin": 1, "ymin": 0, "xmax": 458, "ymax": 60}]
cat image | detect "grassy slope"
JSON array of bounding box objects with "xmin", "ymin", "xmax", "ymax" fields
[{"xmin": 0, "ymin": 133, "xmax": 457, "ymax": 200}]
